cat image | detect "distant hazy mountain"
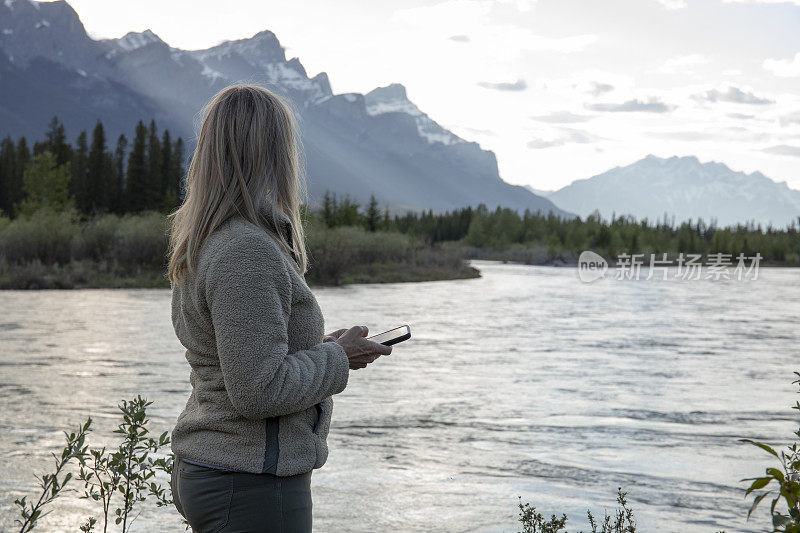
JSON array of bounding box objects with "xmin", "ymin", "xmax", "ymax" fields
[
  {"xmin": 523, "ymin": 185, "xmax": 554, "ymax": 197},
  {"xmin": 547, "ymin": 155, "xmax": 800, "ymax": 228},
  {"xmin": 0, "ymin": 0, "xmax": 569, "ymax": 215}
]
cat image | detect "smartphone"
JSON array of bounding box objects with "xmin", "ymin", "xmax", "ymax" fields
[{"xmin": 367, "ymin": 325, "xmax": 411, "ymax": 346}]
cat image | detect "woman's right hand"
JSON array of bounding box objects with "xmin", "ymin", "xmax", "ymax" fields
[{"xmin": 334, "ymin": 326, "xmax": 392, "ymax": 370}]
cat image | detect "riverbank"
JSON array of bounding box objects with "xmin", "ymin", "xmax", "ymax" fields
[
  {"xmin": 460, "ymin": 242, "xmax": 798, "ymax": 268},
  {"xmin": 0, "ymin": 257, "xmax": 480, "ymax": 289},
  {"xmin": 3, "ymin": 207, "xmax": 796, "ymax": 289},
  {"xmin": 0, "ymin": 209, "xmax": 480, "ymax": 289}
]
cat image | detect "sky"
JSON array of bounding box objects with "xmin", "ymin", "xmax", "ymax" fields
[{"xmin": 62, "ymin": 0, "xmax": 800, "ymax": 191}]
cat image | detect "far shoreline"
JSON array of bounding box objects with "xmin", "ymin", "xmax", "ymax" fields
[
  {"xmin": 4, "ymin": 257, "xmax": 795, "ymax": 290},
  {"xmin": 0, "ymin": 262, "xmax": 482, "ymax": 290}
]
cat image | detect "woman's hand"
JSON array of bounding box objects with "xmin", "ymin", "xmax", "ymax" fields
[
  {"xmin": 323, "ymin": 329, "xmax": 348, "ymax": 343},
  {"xmin": 332, "ymin": 326, "xmax": 392, "ymax": 370}
]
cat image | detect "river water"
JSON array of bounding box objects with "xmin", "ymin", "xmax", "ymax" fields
[{"xmin": 1, "ymin": 261, "xmax": 799, "ymax": 532}]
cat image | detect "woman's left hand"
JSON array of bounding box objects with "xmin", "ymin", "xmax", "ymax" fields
[{"xmin": 323, "ymin": 329, "xmax": 348, "ymax": 343}]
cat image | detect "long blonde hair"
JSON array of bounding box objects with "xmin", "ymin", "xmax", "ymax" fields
[{"xmin": 168, "ymin": 84, "xmax": 307, "ymax": 283}]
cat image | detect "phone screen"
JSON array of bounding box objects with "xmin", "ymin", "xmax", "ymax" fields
[{"xmin": 367, "ymin": 325, "xmax": 411, "ymax": 346}]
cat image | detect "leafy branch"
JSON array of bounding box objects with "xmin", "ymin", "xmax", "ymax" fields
[
  {"xmin": 517, "ymin": 488, "xmax": 635, "ymax": 533},
  {"xmin": 741, "ymin": 372, "xmax": 800, "ymax": 532},
  {"xmin": 77, "ymin": 395, "xmax": 172, "ymax": 533},
  {"xmin": 14, "ymin": 418, "xmax": 92, "ymax": 532},
  {"xmin": 11, "ymin": 396, "xmax": 173, "ymax": 533}
]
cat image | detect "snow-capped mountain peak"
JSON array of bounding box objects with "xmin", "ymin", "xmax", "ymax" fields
[
  {"xmin": 365, "ymin": 83, "xmax": 464, "ymax": 146},
  {"xmin": 185, "ymin": 32, "xmax": 329, "ymax": 99},
  {"xmin": 113, "ymin": 29, "xmax": 163, "ymax": 52}
]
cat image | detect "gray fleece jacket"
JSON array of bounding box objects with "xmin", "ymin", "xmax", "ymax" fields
[{"xmin": 170, "ymin": 209, "xmax": 350, "ymax": 476}]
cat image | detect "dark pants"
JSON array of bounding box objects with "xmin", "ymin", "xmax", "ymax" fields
[{"xmin": 171, "ymin": 458, "xmax": 313, "ymax": 533}]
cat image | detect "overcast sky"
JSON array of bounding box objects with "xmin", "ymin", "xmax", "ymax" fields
[{"xmin": 64, "ymin": 0, "xmax": 800, "ymax": 190}]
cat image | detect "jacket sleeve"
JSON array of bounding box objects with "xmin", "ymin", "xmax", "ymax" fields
[{"xmin": 204, "ymin": 231, "xmax": 350, "ymax": 420}]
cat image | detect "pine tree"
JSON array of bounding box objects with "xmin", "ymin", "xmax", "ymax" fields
[
  {"xmin": 322, "ymin": 191, "xmax": 336, "ymax": 227},
  {"xmin": 0, "ymin": 137, "xmax": 19, "ymax": 215},
  {"xmin": 87, "ymin": 121, "xmax": 113, "ymax": 213},
  {"xmin": 382, "ymin": 206, "xmax": 390, "ymax": 231},
  {"xmin": 338, "ymin": 196, "xmax": 360, "ymax": 226},
  {"xmin": 125, "ymin": 121, "xmax": 148, "ymax": 212},
  {"xmin": 172, "ymin": 137, "xmax": 185, "ymax": 201},
  {"xmin": 112, "ymin": 134, "xmax": 127, "ymax": 214},
  {"xmin": 146, "ymin": 120, "xmax": 162, "ymax": 210},
  {"xmin": 159, "ymin": 129, "xmax": 180, "ymax": 211},
  {"xmin": 160, "ymin": 129, "xmax": 172, "ymax": 195},
  {"xmin": 15, "ymin": 138, "xmax": 31, "ymax": 214},
  {"xmin": 72, "ymin": 131, "xmax": 89, "ymax": 214},
  {"xmin": 36, "ymin": 116, "xmax": 73, "ymax": 167},
  {"xmin": 365, "ymin": 194, "xmax": 380, "ymax": 232}
]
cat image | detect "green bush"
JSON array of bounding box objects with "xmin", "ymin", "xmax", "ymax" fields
[
  {"xmin": 0, "ymin": 208, "xmax": 79, "ymax": 265},
  {"xmin": 306, "ymin": 225, "xmax": 413, "ymax": 285},
  {"xmin": 111, "ymin": 212, "xmax": 168, "ymax": 271},
  {"xmin": 0, "ymin": 209, "xmax": 476, "ymax": 288},
  {"xmin": 72, "ymin": 214, "xmax": 122, "ymax": 262}
]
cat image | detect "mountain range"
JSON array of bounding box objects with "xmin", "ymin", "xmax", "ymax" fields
[
  {"xmin": 0, "ymin": 0, "xmax": 569, "ymax": 215},
  {"xmin": 539, "ymin": 155, "xmax": 800, "ymax": 228}
]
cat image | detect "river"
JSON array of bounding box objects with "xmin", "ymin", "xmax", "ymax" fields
[{"xmin": 1, "ymin": 261, "xmax": 799, "ymax": 532}]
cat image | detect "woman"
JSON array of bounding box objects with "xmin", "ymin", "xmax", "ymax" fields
[{"xmin": 167, "ymin": 84, "xmax": 391, "ymax": 532}]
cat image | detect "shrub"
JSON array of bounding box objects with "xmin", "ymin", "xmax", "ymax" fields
[
  {"xmin": 12, "ymin": 397, "xmax": 173, "ymax": 533},
  {"xmin": 0, "ymin": 208, "xmax": 79, "ymax": 265},
  {"xmin": 111, "ymin": 212, "xmax": 168, "ymax": 271},
  {"xmin": 517, "ymin": 488, "xmax": 635, "ymax": 533},
  {"xmin": 306, "ymin": 225, "xmax": 413, "ymax": 285},
  {"xmin": 73, "ymin": 214, "xmax": 122, "ymax": 262},
  {"xmin": 0, "ymin": 210, "xmax": 476, "ymax": 287}
]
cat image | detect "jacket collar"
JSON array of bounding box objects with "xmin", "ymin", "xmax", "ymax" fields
[
  {"xmin": 257, "ymin": 202, "xmax": 297, "ymax": 263},
  {"xmin": 258, "ymin": 201, "xmax": 290, "ymax": 226}
]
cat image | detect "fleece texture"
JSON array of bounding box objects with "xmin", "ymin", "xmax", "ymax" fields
[{"xmin": 170, "ymin": 208, "xmax": 350, "ymax": 476}]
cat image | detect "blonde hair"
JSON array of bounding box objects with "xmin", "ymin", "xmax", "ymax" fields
[{"xmin": 168, "ymin": 84, "xmax": 307, "ymax": 283}]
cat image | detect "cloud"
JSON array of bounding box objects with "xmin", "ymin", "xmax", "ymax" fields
[
  {"xmin": 394, "ymin": 0, "xmax": 491, "ymax": 29},
  {"xmin": 728, "ymin": 112, "xmax": 755, "ymax": 120},
  {"xmin": 763, "ymin": 145, "xmax": 800, "ymax": 157},
  {"xmin": 530, "ymin": 111, "xmax": 593, "ymax": 123},
  {"xmin": 723, "ymin": 0, "xmax": 800, "ymax": 6},
  {"xmin": 588, "ymin": 82, "xmax": 614, "ymax": 97},
  {"xmin": 394, "ymin": 2, "xmax": 596, "ymax": 55},
  {"xmin": 478, "ymin": 78, "xmax": 527, "ymax": 91},
  {"xmin": 505, "ymin": 0, "xmax": 537, "ymax": 11},
  {"xmin": 585, "ymin": 98, "xmax": 672, "ymax": 113},
  {"xmin": 455, "ymin": 126, "xmax": 496, "ymax": 136},
  {"xmin": 527, "ymin": 128, "xmax": 603, "ymax": 149},
  {"xmin": 654, "ymin": 0, "xmax": 688, "ymax": 8},
  {"xmin": 489, "ymin": 0, "xmax": 539, "ymax": 10},
  {"xmin": 448, "ymin": 34, "xmax": 470, "ymax": 42},
  {"xmin": 652, "ymin": 54, "xmax": 712, "ymax": 74},
  {"xmin": 506, "ymin": 32, "xmax": 596, "ymax": 54},
  {"xmin": 763, "ymin": 53, "xmax": 800, "ymax": 77},
  {"xmin": 694, "ymin": 86, "xmax": 773, "ymax": 105},
  {"xmin": 780, "ymin": 112, "xmax": 800, "ymax": 127},
  {"xmin": 644, "ymin": 131, "xmax": 715, "ymax": 141}
]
